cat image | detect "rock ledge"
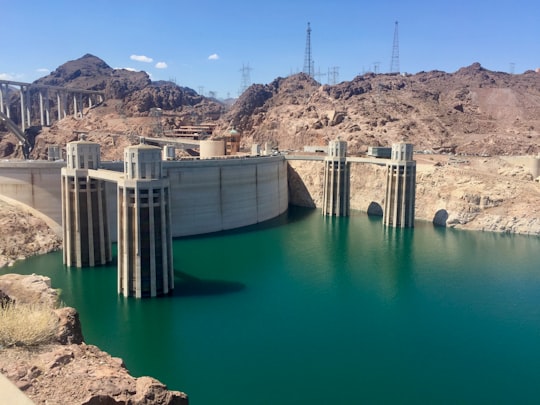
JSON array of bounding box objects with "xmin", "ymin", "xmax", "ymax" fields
[{"xmin": 0, "ymin": 273, "xmax": 188, "ymax": 405}]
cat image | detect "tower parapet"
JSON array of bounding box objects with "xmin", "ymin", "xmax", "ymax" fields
[
  {"xmin": 383, "ymin": 142, "xmax": 416, "ymax": 227},
  {"xmin": 322, "ymin": 139, "xmax": 350, "ymax": 216}
]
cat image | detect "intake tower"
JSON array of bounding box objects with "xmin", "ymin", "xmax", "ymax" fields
[
  {"xmin": 383, "ymin": 143, "xmax": 416, "ymax": 228},
  {"xmin": 322, "ymin": 139, "xmax": 350, "ymax": 216},
  {"xmin": 117, "ymin": 144, "xmax": 174, "ymax": 298},
  {"xmin": 61, "ymin": 140, "xmax": 111, "ymax": 267}
]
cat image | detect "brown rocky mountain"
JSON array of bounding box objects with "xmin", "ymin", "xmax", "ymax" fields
[
  {"xmin": 33, "ymin": 53, "xmax": 225, "ymax": 119},
  {"xmin": 1, "ymin": 55, "xmax": 539, "ymax": 159},
  {"xmin": 34, "ymin": 53, "xmax": 150, "ymax": 100},
  {"xmin": 223, "ymin": 64, "xmax": 540, "ymax": 156},
  {"xmin": 0, "ymin": 54, "xmax": 226, "ymax": 160}
]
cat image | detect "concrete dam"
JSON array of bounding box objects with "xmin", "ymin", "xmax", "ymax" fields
[
  {"xmin": 0, "ymin": 154, "xmax": 289, "ymax": 241},
  {"xmin": 0, "ymin": 140, "xmax": 415, "ymax": 297}
]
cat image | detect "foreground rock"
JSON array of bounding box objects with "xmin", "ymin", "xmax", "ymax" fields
[{"xmin": 0, "ymin": 274, "xmax": 188, "ymax": 405}]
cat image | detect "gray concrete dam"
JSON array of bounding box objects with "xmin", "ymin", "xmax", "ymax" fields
[
  {"xmin": 0, "ymin": 156, "xmax": 289, "ymax": 241},
  {"xmin": 0, "ymin": 150, "xmax": 417, "ymax": 241}
]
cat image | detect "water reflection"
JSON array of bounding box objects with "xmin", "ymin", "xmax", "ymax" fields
[
  {"xmin": 378, "ymin": 225, "xmax": 415, "ymax": 302},
  {"xmin": 322, "ymin": 214, "xmax": 351, "ymax": 286}
]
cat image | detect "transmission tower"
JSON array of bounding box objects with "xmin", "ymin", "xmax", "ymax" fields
[
  {"xmin": 314, "ymin": 67, "xmax": 326, "ymax": 83},
  {"xmin": 328, "ymin": 66, "xmax": 340, "ymax": 85},
  {"xmin": 238, "ymin": 63, "xmax": 253, "ymax": 96},
  {"xmin": 303, "ymin": 22, "xmax": 314, "ymax": 77},
  {"xmin": 150, "ymin": 107, "xmax": 163, "ymax": 137},
  {"xmin": 390, "ymin": 21, "xmax": 400, "ymax": 74}
]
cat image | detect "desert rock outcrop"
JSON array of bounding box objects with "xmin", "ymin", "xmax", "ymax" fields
[{"xmin": 0, "ymin": 274, "xmax": 188, "ymax": 405}]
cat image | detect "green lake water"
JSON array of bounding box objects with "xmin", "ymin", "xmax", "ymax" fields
[{"xmin": 4, "ymin": 207, "xmax": 540, "ymax": 404}]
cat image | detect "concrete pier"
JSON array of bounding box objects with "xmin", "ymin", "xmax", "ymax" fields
[
  {"xmin": 117, "ymin": 144, "xmax": 173, "ymax": 298},
  {"xmin": 61, "ymin": 140, "xmax": 111, "ymax": 267},
  {"xmin": 322, "ymin": 139, "xmax": 350, "ymax": 216},
  {"xmin": 383, "ymin": 143, "xmax": 416, "ymax": 228}
]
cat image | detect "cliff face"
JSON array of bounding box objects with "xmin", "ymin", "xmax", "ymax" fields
[
  {"xmin": 0, "ymin": 274, "xmax": 188, "ymax": 405},
  {"xmin": 287, "ymin": 155, "xmax": 540, "ymax": 236}
]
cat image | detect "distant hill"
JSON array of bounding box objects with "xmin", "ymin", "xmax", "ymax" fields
[
  {"xmin": 33, "ymin": 54, "xmax": 224, "ymax": 118},
  {"xmin": 223, "ymin": 64, "xmax": 540, "ymax": 156}
]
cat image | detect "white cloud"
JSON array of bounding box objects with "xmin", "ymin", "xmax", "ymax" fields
[
  {"xmin": 130, "ymin": 54, "xmax": 153, "ymax": 63},
  {"xmin": 208, "ymin": 53, "xmax": 220, "ymax": 61},
  {"xmin": 0, "ymin": 72, "xmax": 27, "ymax": 81},
  {"xmin": 155, "ymin": 62, "xmax": 168, "ymax": 69},
  {"xmin": 36, "ymin": 68, "xmax": 50, "ymax": 74},
  {"xmin": 113, "ymin": 67, "xmax": 138, "ymax": 72}
]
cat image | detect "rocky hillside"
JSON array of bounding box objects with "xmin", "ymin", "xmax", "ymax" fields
[
  {"xmin": 34, "ymin": 54, "xmax": 150, "ymax": 100},
  {"xmin": 223, "ymin": 64, "xmax": 540, "ymax": 156},
  {"xmin": 2, "ymin": 56, "xmax": 539, "ymax": 160},
  {"xmin": 33, "ymin": 54, "xmax": 222, "ymax": 116},
  {"xmin": 0, "ymin": 54, "xmax": 225, "ymax": 160}
]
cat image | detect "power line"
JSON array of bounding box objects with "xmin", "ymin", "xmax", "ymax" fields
[
  {"xmin": 314, "ymin": 67, "xmax": 326, "ymax": 83},
  {"xmin": 390, "ymin": 21, "xmax": 400, "ymax": 74},
  {"xmin": 328, "ymin": 66, "xmax": 340, "ymax": 85}
]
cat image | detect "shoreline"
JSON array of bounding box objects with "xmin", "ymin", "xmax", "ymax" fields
[{"xmin": 0, "ymin": 273, "xmax": 188, "ymax": 405}]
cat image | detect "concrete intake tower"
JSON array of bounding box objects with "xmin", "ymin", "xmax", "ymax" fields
[
  {"xmin": 61, "ymin": 140, "xmax": 174, "ymax": 298},
  {"xmin": 383, "ymin": 143, "xmax": 416, "ymax": 228},
  {"xmin": 117, "ymin": 144, "xmax": 174, "ymax": 298},
  {"xmin": 322, "ymin": 139, "xmax": 350, "ymax": 216},
  {"xmin": 61, "ymin": 140, "xmax": 111, "ymax": 267}
]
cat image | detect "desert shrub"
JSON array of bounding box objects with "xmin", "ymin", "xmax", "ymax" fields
[{"xmin": 0, "ymin": 302, "xmax": 58, "ymax": 347}]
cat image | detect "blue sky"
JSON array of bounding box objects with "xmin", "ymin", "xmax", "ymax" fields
[{"xmin": 1, "ymin": 0, "xmax": 539, "ymax": 99}]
